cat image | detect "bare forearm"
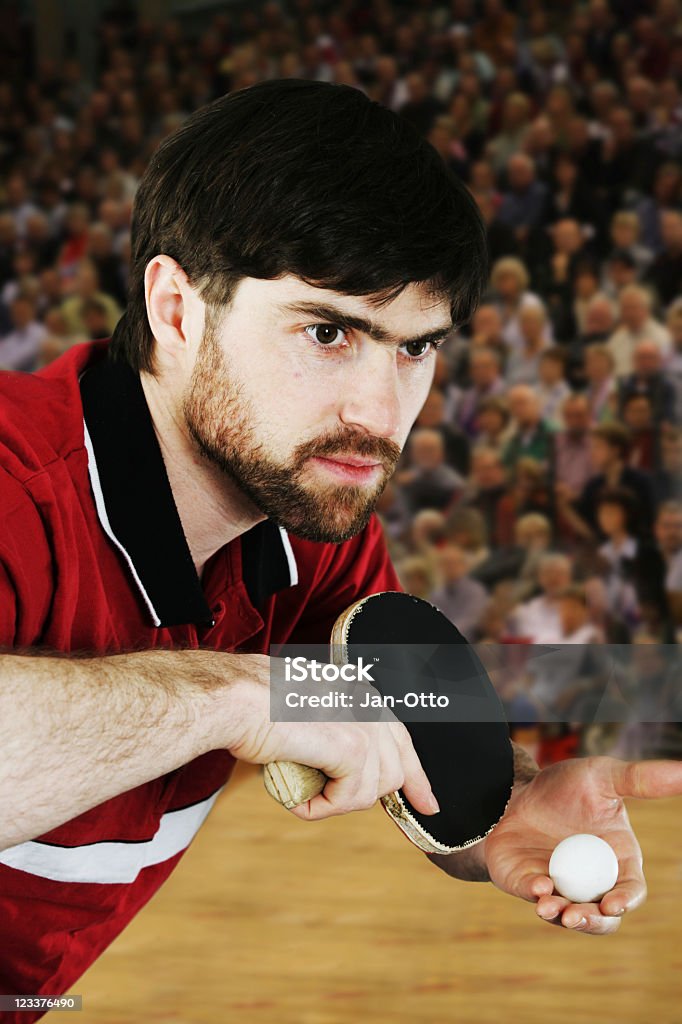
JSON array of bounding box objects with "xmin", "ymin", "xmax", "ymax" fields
[
  {"xmin": 0, "ymin": 648, "xmax": 250, "ymax": 850},
  {"xmin": 426, "ymin": 742, "xmax": 540, "ymax": 882}
]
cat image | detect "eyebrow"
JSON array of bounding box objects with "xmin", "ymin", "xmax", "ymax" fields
[{"xmin": 276, "ymin": 300, "xmax": 455, "ymax": 348}]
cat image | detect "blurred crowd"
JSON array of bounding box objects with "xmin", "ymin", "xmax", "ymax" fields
[{"xmin": 1, "ymin": 0, "xmax": 682, "ymax": 759}]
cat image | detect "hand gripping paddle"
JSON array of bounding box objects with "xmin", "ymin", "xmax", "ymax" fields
[{"xmin": 263, "ymin": 592, "xmax": 514, "ymax": 854}]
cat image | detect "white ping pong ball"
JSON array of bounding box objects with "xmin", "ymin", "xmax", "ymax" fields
[{"xmin": 548, "ymin": 834, "xmax": 619, "ymax": 904}]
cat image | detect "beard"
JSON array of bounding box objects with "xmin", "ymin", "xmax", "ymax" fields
[{"xmin": 181, "ymin": 320, "xmax": 402, "ymax": 543}]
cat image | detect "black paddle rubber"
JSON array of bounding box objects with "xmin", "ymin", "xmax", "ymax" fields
[{"xmin": 337, "ymin": 592, "xmax": 514, "ymax": 852}]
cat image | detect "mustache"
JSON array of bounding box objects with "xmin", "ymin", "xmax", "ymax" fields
[{"xmin": 293, "ymin": 429, "xmax": 402, "ymax": 472}]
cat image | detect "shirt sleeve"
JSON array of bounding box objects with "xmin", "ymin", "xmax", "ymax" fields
[{"xmin": 0, "ymin": 466, "xmax": 53, "ymax": 648}]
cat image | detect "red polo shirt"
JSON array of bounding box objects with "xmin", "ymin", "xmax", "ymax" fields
[{"xmin": 0, "ymin": 340, "xmax": 401, "ymax": 1017}]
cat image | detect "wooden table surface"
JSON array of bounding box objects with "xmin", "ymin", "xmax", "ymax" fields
[{"xmin": 74, "ymin": 762, "xmax": 682, "ymax": 1024}]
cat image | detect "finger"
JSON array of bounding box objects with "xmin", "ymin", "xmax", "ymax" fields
[
  {"xmin": 598, "ymin": 850, "xmax": 647, "ymax": 917},
  {"xmin": 535, "ymin": 897, "xmax": 623, "ymax": 934},
  {"xmin": 389, "ymin": 721, "xmax": 439, "ymax": 815},
  {"xmin": 288, "ymin": 731, "xmax": 380, "ymax": 820},
  {"xmin": 560, "ymin": 903, "xmax": 623, "ymax": 935},
  {"xmin": 609, "ymin": 757, "xmax": 682, "ymax": 800},
  {"xmin": 516, "ymin": 872, "xmax": 555, "ymax": 902},
  {"xmin": 290, "ymin": 758, "xmax": 380, "ymax": 821}
]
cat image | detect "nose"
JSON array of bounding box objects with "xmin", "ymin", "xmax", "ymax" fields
[{"xmin": 337, "ymin": 347, "xmax": 402, "ymax": 439}]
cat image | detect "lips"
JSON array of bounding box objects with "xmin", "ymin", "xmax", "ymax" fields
[{"xmin": 319, "ymin": 455, "xmax": 383, "ymax": 468}]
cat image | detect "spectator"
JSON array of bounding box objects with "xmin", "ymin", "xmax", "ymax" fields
[
  {"xmin": 0, "ymin": 294, "xmax": 46, "ymax": 372},
  {"xmin": 398, "ymin": 429, "xmax": 464, "ymax": 515},
  {"xmin": 644, "ymin": 209, "xmax": 682, "ymax": 308},
  {"xmin": 502, "ymin": 384, "xmax": 552, "ymax": 470},
  {"xmin": 666, "ymin": 298, "xmax": 682, "ymax": 419},
  {"xmin": 60, "ymin": 260, "xmax": 122, "ymax": 337},
  {"xmin": 601, "ymin": 248, "xmax": 639, "ymax": 301},
  {"xmin": 622, "ymin": 393, "xmax": 658, "ymax": 473},
  {"xmin": 460, "ymin": 445, "xmax": 508, "ymax": 546},
  {"xmin": 496, "ymin": 457, "xmax": 551, "ymax": 545},
  {"xmin": 486, "ymin": 92, "xmax": 533, "ymax": 175},
  {"xmin": 652, "ymin": 427, "xmax": 682, "ymax": 505},
  {"xmin": 635, "ymin": 161, "xmax": 682, "ymax": 252},
  {"xmin": 444, "ymin": 506, "xmax": 490, "ymax": 573},
  {"xmin": 561, "ymin": 423, "xmax": 656, "ymax": 541},
  {"xmin": 594, "ymin": 487, "xmax": 646, "ymax": 629},
  {"xmin": 413, "ymin": 388, "xmax": 470, "ymax": 475},
  {"xmin": 507, "ymin": 551, "xmax": 573, "ymax": 642},
  {"xmin": 472, "ymin": 395, "xmax": 514, "ymax": 455},
  {"xmin": 57, "ymin": 203, "xmax": 91, "ymax": 274},
  {"xmin": 654, "ymin": 500, "xmax": 682, "ymax": 601},
  {"xmin": 429, "ymin": 542, "xmax": 489, "ymax": 640},
  {"xmin": 607, "ymin": 283, "xmax": 672, "ymax": 376},
  {"xmin": 489, "ymin": 255, "xmax": 550, "ymax": 352},
  {"xmin": 552, "ymin": 393, "xmax": 594, "ymax": 507},
  {"xmin": 571, "ymin": 262, "xmax": 607, "ymax": 337},
  {"xmin": 497, "ymin": 152, "xmax": 549, "ymax": 246},
  {"xmin": 617, "ymin": 339, "xmax": 677, "ymax": 425},
  {"xmin": 451, "ymin": 346, "xmax": 506, "ymax": 436},
  {"xmin": 398, "ymin": 71, "xmax": 445, "ymax": 136},
  {"xmin": 506, "ymin": 302, "xmax": 551, "ymax": 385},
  {"xmin": 396, "ymin": 555, "xmax": 434, "ymax": 600},
  {"xmin": 472, "ymin": 510, "xmax": 552, "ymax": 595},
  {"xmin": 607, "ymin": 210, "xmax": 654, "ymax": 275},
  {"xmin": 536, "ymin": 347, "xmax": 571, "ymax": 427},
  {"xmin": 580, "ymin": 294, "xmax": 618, "ymax": 346},
  {"xmin": 540, "ymin": 153, "xmax": 602, "ymax": 233},
  {"xmin": 86, "ymin": 222, "xmax": 128, "ymax": 305},
  {"xmin": 583, "ymin": 344, "xmax": 617, "ymax": 424}
]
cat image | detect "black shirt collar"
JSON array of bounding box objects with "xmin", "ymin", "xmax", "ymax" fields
[{"xmin": 80, "ymin": 351, "xmax": 297, "ymax": 628}]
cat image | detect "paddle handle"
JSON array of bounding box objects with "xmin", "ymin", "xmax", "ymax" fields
[
  {"xmin": 263, "ymin": 761, "xmax": 328, "ymax": 809},
  {"xmin": 263, "ymin": 606, "xmax": 358, "ymax": 809}
]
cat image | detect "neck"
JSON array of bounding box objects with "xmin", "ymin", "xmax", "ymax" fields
[{"xmin": 140, "ymin": 371, "xmax": 265, "ymax": 578}]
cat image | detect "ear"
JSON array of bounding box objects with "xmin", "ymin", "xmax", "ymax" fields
[{"xmin": 144, "ymin": 255, "xmax": 202, "ymax": 369}]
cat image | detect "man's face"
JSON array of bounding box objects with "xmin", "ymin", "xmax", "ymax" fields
[
  {"xmin": 633, "ymin": 344, "xmax": 661, "ymax": 376},
  {"xmin": 539, "ymin": 562, "xmax": 571, "ymax": 596},
  {"xmin": 181, "ymin": 275, "xmax": 451, "ymax": 543},
  {"xmin": 655, "ymin": 510, "xmax": 682, "ymax": 553},
  {"xmin": 562, "ymin": 400, "xmax": 590, "ymax": 435},
  {"xmin": 620, "ymin": 292, "xmax": 647, "ymax": 329},
  {"xmin": 470, "ymin": 351, "xmax": 498, "ymax": 387},
  {"xmin": 472, "ymin": 451, "xmax": 503, "ymax": 488}
]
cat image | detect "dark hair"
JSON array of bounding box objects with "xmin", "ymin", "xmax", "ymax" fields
[
  {"xmin": 109, "ymin": 79, "xmax": 489, "ymax": 373},
  {"xmin": 539, "ymin": 346, "xmax": 567, "ymax": 367},
  {"xmin": 591, "ymin": 422, "xmax": 631, "ymax": 459},
  {"xmin": 595, "ymin": 485, "xmax": 638, "ymax": 534}
]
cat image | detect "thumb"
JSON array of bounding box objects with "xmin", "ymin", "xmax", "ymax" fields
[{"xmin": 609, "ymin": 757, "xmax": 682, "ymax": 800}]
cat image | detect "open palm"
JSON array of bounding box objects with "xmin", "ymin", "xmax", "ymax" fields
[{"xmin": 483, "ymin": 755, "xmax": 682, "ymax": 935}]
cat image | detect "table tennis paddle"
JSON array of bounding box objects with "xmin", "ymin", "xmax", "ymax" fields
[{"xmin": 263, "ymin": 592, "xmax": 514, "ymax": 854}]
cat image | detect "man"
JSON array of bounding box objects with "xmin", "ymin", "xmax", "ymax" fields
[
  {"xmin": 551, "ymin": 393, "xmax": 594, "ymax": 519},
  {"xmin": 496, "ymin": 152, "xmax": 548, "ymax": 246},
  {"xmin": 428, "ymin": 542, "xmax": 488, "ymax": 641},
  {"xmin": 451, "ymin": 345, "xmax": 505, "ymax": 436},
  {"xmin": 645, "ymin": 209, "xmax": 682, "ymax": 308},
  {"xmin": 607, "ymin": 283, "xmax": 672, "ymax": 377},
  {"xmin": 1, "ymin": 81, "xmax": 680, "ymax": 1015},
  {"xmin": 501, "ymin": 384, "xmax": 552, "ymax": 471},
  {"xmin": 654, "ymin": 500, "xmax": 682, "ymax": 598},
  {"xmin": 557, "ymin": 423, "xmax": 655, "ymax": 541},
  {"xmin": 617, "ymin": 338, "xmax": 677, "ymax": 425},
  {"xmin": 507, "ymin": 552, "xmax": 573, "ymax": 643},
  {"xmin": 460, "ymin": 445, "xmax": 508, "ymax": 546},
  {"xmin": 0, "ymin": 293, "xmax": 46, "ymax": 371},
  {"xmin": 398, "ymin": 428, "xmax": 465, "ymax": 514}
]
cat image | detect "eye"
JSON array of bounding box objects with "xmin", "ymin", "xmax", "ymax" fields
[
  {"xmin": 400, "ymin": 338, "xmax": 442, "ymax": 361},
  {"xmin": 304, "ymin": 324, "xmax": 348, "ymax": 346}
]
